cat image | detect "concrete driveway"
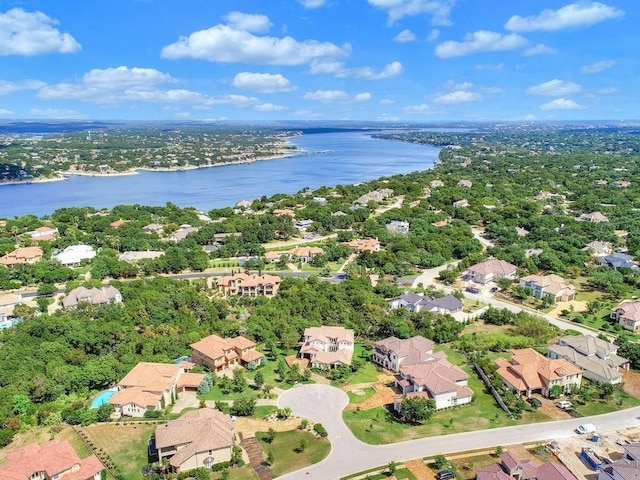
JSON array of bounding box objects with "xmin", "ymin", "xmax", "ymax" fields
[{"xmin": 278, "ymin": 384, "xmax": 640, "ymax": 480}]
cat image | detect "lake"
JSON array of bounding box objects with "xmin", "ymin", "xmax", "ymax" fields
[{"xmin": 0, "ymin": 131, "xmax": 440, "ymax": 218}]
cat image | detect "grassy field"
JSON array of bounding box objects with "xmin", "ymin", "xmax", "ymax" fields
[
  {"xmin": 212, "ymin": 465, "xmax": 259, "ymax": 480},
  {"xmin": 83, "ymin": 423, "xmax": 156, "ymax": 480},
  {"xmin": 348, "ymin": 387, "xmax": 376, "ymax": 404},
  {"xmin": 256, "ymin": 429, "xmax": 330, "ymax": 477}
]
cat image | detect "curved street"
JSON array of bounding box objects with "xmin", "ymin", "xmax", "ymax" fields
[{"xmin": 278, "ymin": 384, "xmax": 640, "ymax": 480}]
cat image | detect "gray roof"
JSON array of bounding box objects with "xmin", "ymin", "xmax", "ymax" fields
[
  {"xmin": 427, "ymin": 295, "xmax": 464, "ymax": 312},
  {"xmin": 388, "ymin": 293, "xmax": 462, "ymax": 313},
  {"xmin": 557, "ymin": 334, "xmax": 618, "ymax": 358},
  {"xmin": 601, "ymin": 458, "xmax": 640, "ymax": 480},
  {"xmin": 375, "ymin": 335, "xmax": 435, "ymax": 365},
  {"xmin": 548, "ymin": 345, "xmax": 623, "ymax": 383},
  {"xmin": 62, "ymin": 286, "xmax": 122, "ymax": 309},
  {"xmin": 599, "ymin": 253, "xmax": 639, "ymax": 270}
]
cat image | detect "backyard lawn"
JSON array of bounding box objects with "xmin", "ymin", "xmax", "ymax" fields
[
  {"xmin": 212, "ymin": 465, "xmax": 258, "ymax": 480},
  {"xmin": 256, "ymin": 429, "xmax": 330, "ymax": 477}
]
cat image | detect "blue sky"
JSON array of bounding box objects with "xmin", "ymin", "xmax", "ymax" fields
[{"xmin": 0, "ymin": 0, "xmax": 637, "ymax": 121}]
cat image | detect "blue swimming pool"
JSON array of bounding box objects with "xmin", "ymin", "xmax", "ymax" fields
[{"xmin": 91, "ymin": 389, "xmax": 116, "ymax": 408}]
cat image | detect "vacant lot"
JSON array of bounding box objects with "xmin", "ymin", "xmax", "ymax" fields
[{"xmin": 256, "ymin": 429, "xmax": 330, "ymax": 477}]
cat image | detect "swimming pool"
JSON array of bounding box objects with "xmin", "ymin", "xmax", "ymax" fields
[{"xmin": 91, "ymin": 388, "xmax": 117, "ymax": 408}]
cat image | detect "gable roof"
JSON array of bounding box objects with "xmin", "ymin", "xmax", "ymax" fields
[
  {"xmin": 62, "ymin": 285, "xmax": 121, "ymax": 308},
  {"xmin": 303, "ymin": 325, "xmax": 354, "ymax": 344},
  {"xmin": 190, "ymin": 334, "xmax": 257, "ymax": 361},
  {"xmin": 613, "ymin": 300, "xmax": 640, "ymax": 322},
  {"xmin": 399, "ymin": 352, "xmax": 470, "ymax": 395},
  {"xmin": 117, "ymin": 362, "xmax": 182, "ymax": 392},
  {"xmin": 376, "ymin": 335, "xmax": 435, "ymax": 365},
  {"xmin": 520, "ymin": 274, "xmax": 575, "ymax": 296},
  {"xmin": 0, "ymin": 246, "xmax": 43, "ymax": 266},
  {"xmin": 468, "ymin": 259, "xmax": 517, "ymax": 277}
]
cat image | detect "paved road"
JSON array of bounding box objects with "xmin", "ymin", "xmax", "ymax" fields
[{"xmin": 278, "ymin": 384, "xmax": 640, "ymax": 480}]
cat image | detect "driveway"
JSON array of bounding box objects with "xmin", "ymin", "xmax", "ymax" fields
[{"xmin": 277, "ymin": 384, "xmax": 640, "ymax": 480}]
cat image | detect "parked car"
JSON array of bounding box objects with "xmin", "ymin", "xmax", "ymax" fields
[
  {"xmin": 436, "ymin": 470, "xmax": 456, "ymax": 480},
  {"xmin": 576, "ymin": 423, "xmax": 597, "ymax": 435},
  {"xmin": 465, "ymin": 286, "xmax": 480, "ymax": 294},
  {"xmin": 527, "ymin": 397, "xmax": 542, "ymax": 408},
  {"xmin": 557, "ymin": 400, "xmax": 573, "ymax": 410},
  {"xmin": 490, "ymin": 287, "xmax": 498, "ymax": 293}
]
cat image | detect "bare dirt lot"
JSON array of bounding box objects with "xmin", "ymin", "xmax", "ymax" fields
[{"xmin": 622, "ymin": 369, "xmax": 640, "ymax": 398}]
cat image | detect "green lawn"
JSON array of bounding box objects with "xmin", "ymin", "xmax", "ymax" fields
[
  {"xmin": 366, "ymin": 469, "xmax": 417, "ymax": 480},
  {"xmin": 348, "ymin": 387, "xmax": 376, "ymax": 404},
  {"xmin": 256, "ymin": 429, "xmax": 331, "ymax": 477},
  {"xmin": 212, "ymin": 465, "xmax": 258, "ymax": 480}
]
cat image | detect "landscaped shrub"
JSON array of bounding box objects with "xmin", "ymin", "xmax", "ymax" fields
[
  {"xmin": 143, "ymin": 410, "xmax": 162, "ymax": 419},
  {"xmin": 313, "ymin": 423, "xmax": 328, "ymax": 437}
]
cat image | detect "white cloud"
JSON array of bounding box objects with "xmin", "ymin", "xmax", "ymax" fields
[
  {"xmin": 526, "ymin": 79, "xmax": 581, "ymax": 96},
  {"xmin": 540, "ymin": 98, "xmax": 585, "ymax": 110},
  {"xmin": 303, "ymin": 90, "xmax": 370, "ymax": 103},
  {"xmin": 299, "ymin": 0, "xmax": 327, "ymax": 8},
  {"xmin": 394, "ymin": 29, "xmax": 416, "ymax": 43},
  {"xmin": 232, "ymin": 72, "xmax": 294, "ymax": 93},
  {"xmin": 434, "ymin": 90, "xmax": 482, "ymax": 104},
  {"xmin": 476, "ymin": 63, "xmax": 504, "ymax": 70},
  {"xmin": 435, "ymin": 31, "xmax": 528, "ymax": 58},
  {"xmin": 427, "ymin": 29, "xmax": 440, "ymax": 42},
  {"xmin": 254, "ymin": 103, "xmax": 286, "ymax": 112},
  {"xmin": 291, "ymin": 109, "xmax": 324, "ymax": 118},
  {"xmin": 223, "ymin": 12, "xmax": 272, "ymax": 33},
  {"xmin": 379, "ymin": 98, "xmax": 394, "ymax": 104},
  {"xmin": 367, "ymin": 0, "xmax": 456, "ymax": 25},
  {"xmin": 161, "ymin": 16, "xmax": 349, "ymax": 66},
  {"xmin": 597, "ymin": 87, "xmax": 618, "ymax": 94},
  {"xmin": 27, "ymin": 108, "xmax": 87, "ymax": 119},
  {"xmin": 0, "ymin": 108, "xmax": 14, "ymax": 116},
  {"xmin": 403, "ymin": 103, "xmax": 433, "ymax": 113},
  {"xmin": 524, "ymin": 43, "xmax": 557, "ymax": 56},
  {"xmin": 581, "ymin": 59, "xmax": 615, "ymax": 74},
  {"xmin": 505, "ymin": 2, "xmax": 624, "ymax": 32},
  {"xmin": 0, "ymin": 79, "xmax": 46, "ymax": 95},
  {"xmin": 0, "ymin": 8, "xmax": 81, "ymax": 56},
  {"xmin": 377, "ymin": 113, "xmax": 400, "ymax": 121},
  {"xmin": 310, "ymin": 60, "xmax": 404, "ymax": 79}
]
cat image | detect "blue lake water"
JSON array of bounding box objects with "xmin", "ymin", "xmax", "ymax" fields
[{"xmin": 0, "ymin": 131, "xmax": 440, "ymax": 218}]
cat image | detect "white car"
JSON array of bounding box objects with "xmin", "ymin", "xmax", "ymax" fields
[
  {"xmin": 576, "ymin": 423, "xmax": 597, "ymax": 435},
  {"xmin": 557, "ymin": 400, "xmax": 573, "ymax": 410}
]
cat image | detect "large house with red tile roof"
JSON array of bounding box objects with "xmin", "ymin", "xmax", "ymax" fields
[
  {"xmin": 519, "ymin": 274, "xmax": 576, "ymax": 303},
  {"xmin": 0, "ymin": 439, "xmax": 104, "ymax": 480},
  {"xmin": 476, "ymin": 451, "xmax": 576, "ymax": 480},
  {"xmin": 0, "ymin": 246, "xmax": 43, "ymax": 266},
  {"xmin": 299, "ymin": 326, "xmax": 354, "ymax": 369},
  {"xmin": 346, "ymin": 238, "xmax": 381, "ymax": 253},
  {"xmin": 109, "ymin": 362, "xmax": 203, "ymax": 417},
  {"xmin": 611, "ymin": 300, "xmax": 640, "ymax": 332},
  {"xmin": 28, "ymin": 226, "xmax": 58, "ymax": 241},
  {"xmin": 216, "ymin": 273, "xmax": 281, "ymax": 297},
  {"xmin": 495, "ymin": 348, "xmax": 582, "ymax": 398},
  {"xmin": 393, "ymin": 350, "xmax": 473, "ymax": 411},
  {"xmin": 466, "ymin": 259, "xmax": 517, "ymax": 284},
  {"xmin": 155, "ymin": 408, "xmax": 234, "ymax": 473},
  {"xmin": 190, "ymin": 334, "xmax": 264, "ymax": 372}
]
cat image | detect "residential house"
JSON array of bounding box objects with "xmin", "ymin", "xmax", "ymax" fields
[
  {"xmin": 287, "ymin": 246, "xmax": 324, "ymax": 263},
  {"xmin": 346, "ymin": 238, "xmax": 380, "ymax": 253},
  {"xmin": 495, "ymin": 348, "xmax": 582, "ymax": 398},
  {"xmin": 580, "ymin": 211, "xmax": 609, "ymax": 223},
  {"xmin": 312, "ymin": 196, "xmax": 327, "ymax": 205},
  {"xmin": 519, "ymin": 274, "xmax": 576, "ymax": 302},
  {"xmin": 457, "ymin": 179, "xmax": 473, "ymax": 188},
  {"xmin": 143, "ymin": 223, "xmax": 165, "ymax": 234},
  {"xmin": 190, "ymin": 334, "xmax": 264, "ymax": 372},
  {"xmin": 62, "ymin": 286, "xmax": 122, "ymax": 309},
  {"xmin": 0, "ymin": 439, "xmax": 104, "ymax": 480},
  {"xmin": 386, "ymin": 220, "xmax": 410, "ymax": 234},
  {"xmin": 235, "ymin": 200, "xmax": 253, "ymax": 208},
  {"xmin": 216, "ymin": 273, "xmax": 281, "ymax": 297},
  {"xmin": 515, "ymin": 227, "xmax": 530, "ymax": 237},
  {"xmin": 430, "ymin": 180, "xmax": 444, "ymax": 188},
  {"xmin": 611, "ymin": 300, "xmax": 640, "ymax": 332},
  {"xmin": 453, "ymin": 199, "xmax": 469, "ymax": 208},
  {"xmin": 534, "ymin": 191, "xmax": 561, "ymax": 201},
  {"xmin": 0, "ymin": 293, "xmax": 24, "ymax": 330},
  {"xmin": 0, "ymin": 246, "xmax": 43, "ymax": 266},
  {"xmin": 28, "ymin": 226, "xmax": 58, "ymax": 241},
  {"xmin": 170, "ymin": 225, "xmax": 199, "ymax": 242},
  {"xmin": 109, "ymin": 362, "xmax": 199, "ymax": 417},
  {"xmin": 583, "ymin": 241, "xmax": 613, "ymax": 257},
  {"xmin": 548, "ymin": 335, "xmax": 629, "ymax": 385},
  {"xmin": 155, "ymin": 408, "xmax": 234, "ymax": 473},
  {"xmin": 354, "ymin": 188, "xmax": 394, "ymax": 205},
  {"xmin": 119, "ymin": 251, "xmax": 164, "ymax": 262},
  {"xmin": 387, "ymin": 293, "xmax": 463, "ymax": 315},
  {"xmin": 476, "ymin": 452, "xmax": 576, "ymax": 480},
  {"xmin": 273, "ymin": 208, "xmax": 295, "ymax": 217},
  {"xmin": 52, "ymin": 244, "xmax": 96, "ymax": 266},
  {"xmin": 599, "ymin": 442, "xmax": 640, "ymax": 480},
  {"xmin": 393, "ymin": 351, "xmax": 473, "ymax": 411},
  {"xmin": 372, "ymin": 335, "xmax": 435, "ymax": 372},
  {"xmin": 299, "ymin": 326, "xmax": 354, "ymax": 369},
  {"xmin": 294, "ymin": 219, "xmax": 314, "ymax": 230},
  {"xmin": 598, "ymin": 253, "xmax": 639, "ymax": 270},
  {"xmin": 613, "ymin": 180, "xmax": 631, "ymax": 188},
  {"xmin": 466, "ymin": 259, "xmax": 517, "ymax": 284}
]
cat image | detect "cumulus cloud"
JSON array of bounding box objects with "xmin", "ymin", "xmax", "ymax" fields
[
  {"xmin": 310, "ymin": 60, "xmax": 403, "ymax": 79},
  {"xmin": 540, "ymin": 98, "xmax": 585, "ymax": 110},
  {"xmin": 403, "ymin": 103, "xmax": 433, "ymax": 113},
  {"xmin": 367, "ymin": 0, "xmax": 456, "ymax": 25},
  {"xmin": 394, "ymin": 29, "xmax": 416, "ymax": 43},
  {"xmin": 161, "ymin": 14, "xmax": 349, "ymax": 66},
  {"xmin": 524, "ymin": 43, "xmax": 557, "ymax": 56},
  {"xmin": 427, "ymin": 29, "xmax": 440, "ymax": 42},
  {"xmin": 379, "ymin": 98, "xmax": 394, "ymax": 104},
  {"xmin": 254, "ymin": 103, "xmax": 286, "ymax": 112},
  {"xmin": 435, "ymin": 30, "xmax": 527, "ymax": 58},
  {"xmin": 434, "ymin": 90, "xmax": 482, "ymax": 104},
  {"xmin": 232, "ymin": 72, "xmax": 294, "ymax": 93},
  {"xmin": 28, "ymin": 108, "xmax": 87, "ymax": 119},
  {"xmin": 223, "ymin": 12, "xmax": 272, "ymax": 33},
  {"xmin": 0, "ymin": 79, "xmax": 46, "ymax": 95},
  {"xmin": 299, "ymin": 0, "xmax": 327, "ymax": 8},
  {"xmin": 303, "ymin": 90, "xmax": 370, "ymax": 103},
  {"xmin": 0, "ymin": 8, "xmax": 81, "ymax": 56},
  {"xmin": 505, "ymin": 2, "xmax": 624, "ymax": 32},
  {"xmin": 581, "ymin": 59, "xmax": 615, "ymax": 74},
  {"xmin": 526, "ymin": 79, "xmax": 581, "ymax": 96}
]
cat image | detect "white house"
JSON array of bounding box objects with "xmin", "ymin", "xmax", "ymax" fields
[{"xmin": 53, "ymin": 244, "xmax": 96, "ymax": 266}]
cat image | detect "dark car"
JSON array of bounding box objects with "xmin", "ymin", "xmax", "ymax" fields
[
  {"xmin": 436, "ymin": 470, "xmax": 456, "ymax": 480},
  {"xmin": 527, "ymin": 397, "xmax": 542, "ymax": 408},
  {"xmin": 465, "ymin": 286, "xmax": 480, "ymax": 294},
  {"xmin": 490, "ymin": 287, "xmax": 498, "ymax": 293}
]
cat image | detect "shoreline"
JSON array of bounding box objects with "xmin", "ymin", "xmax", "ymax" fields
[{"xmin": 0, "ymin": 176, "xmax": 67, "ymax": 187}]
